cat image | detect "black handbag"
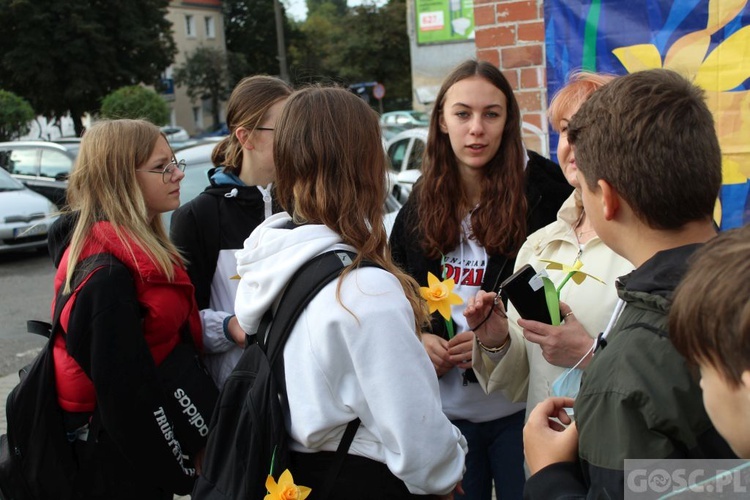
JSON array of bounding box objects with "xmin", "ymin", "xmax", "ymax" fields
[{"xmin": 158, "ymin": 337, "xmax": 219, "ymax": 455}]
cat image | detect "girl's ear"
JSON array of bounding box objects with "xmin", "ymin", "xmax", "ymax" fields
[{"xmin": 235, "ymin": 127, "xmax": 253, "ymax": 150}]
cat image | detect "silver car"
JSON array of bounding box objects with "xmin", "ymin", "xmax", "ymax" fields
[{"xmin": 0, "ymin": 167, "xmax": 58, "ymax": 253}]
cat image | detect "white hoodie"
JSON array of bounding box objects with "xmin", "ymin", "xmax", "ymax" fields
[{"xmin": 235, "ymin": 212, "xmax": 467, "ymax": 495}]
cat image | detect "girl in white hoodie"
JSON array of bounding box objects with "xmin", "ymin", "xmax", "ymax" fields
[{"xmin": 234, "ymin": 86, "xmax": 467, "ymax": 499}]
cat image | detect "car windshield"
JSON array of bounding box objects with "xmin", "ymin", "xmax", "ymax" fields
[
  {"xmin": 0, "ymin": 167, "xmax": 24, "ymax": 191},
  {"xmin": 409, "ymin": 111, "xmax": 429, "ymax": 122}
]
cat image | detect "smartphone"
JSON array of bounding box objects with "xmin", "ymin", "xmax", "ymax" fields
[{"xmin": 500, "ymin": 264, "xmax": 552, "ymax": 324}]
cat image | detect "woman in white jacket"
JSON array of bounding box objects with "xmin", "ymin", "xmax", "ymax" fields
[{"xmin": 234, "ymin": 86, "xmax": 467, "ymax": 498}]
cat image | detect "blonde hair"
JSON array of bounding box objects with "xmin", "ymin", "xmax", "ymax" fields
[
  {"xmin": 63, "ymin": 119, "xmax": 183, "ymax": 292},
  {"xmin": 274, "ymin": 85, "xmax": 429, "ymax": 331},
  {"xmin": 548, "ymin": 70, "xmax": 616, "ymax": 132},
  {"xmin": 211, "ymin": 75, "xmax": 293, "ymax": 173}
]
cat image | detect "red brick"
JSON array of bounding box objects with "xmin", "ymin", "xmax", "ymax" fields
[
  {"xmin": 474, "ymin": 5, "xmax": 496, "ymax": 26},
  {"xmin": 500, "ymin": 44, "xmax": 543, "ymax": 68},
  {"xmin": 475, "ymin": 25, "xmax": 516, "ymax": 49},
  {"xmin": 523, "ymin": 112, "xmax": 543, "ymax": 129},
  {"xmin": 516, "ymin": 90, "xmax": 542, "ymax": 112},
  {"xmin": 497, "ymin": 1, "xmax": 538, "ymax": 23},
  {"xmin": 473, "ymin": 0, "xmax": 496, "ymax": 5},
  {"xmin": 518, "ymin": 21, "xmax": 545, "ymax": 42},
  {"xmin": 503, "ymin": 69, "xmax": 519, "ymax": 89},
  {"xmin": 521, "ymin": 67, "xmax": 544, "ymax": 88},
  {"xmin": 477, "ymin": 49, "xmax": 501, "ymax": 68}
]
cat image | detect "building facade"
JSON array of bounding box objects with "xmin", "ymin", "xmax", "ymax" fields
[{"xmin": 165, "ymin": 0, "xmax": 227, "ymax": 136}]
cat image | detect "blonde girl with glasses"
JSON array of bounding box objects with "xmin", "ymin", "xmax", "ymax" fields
[
  {"xmin": 170, "ymin": 75, "xmax": 292, "ymax": 387},
  {"xmin": 46, "ymin": 119, "xmax": 208, "ymax": 499}
]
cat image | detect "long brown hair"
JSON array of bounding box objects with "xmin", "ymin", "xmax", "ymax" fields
[
  {"xmin": 418, "ymin": 59, "xmax": 527, "ymax": 259},
  {"xmin": 274, "ymin": 85, "xmax": 429, "ymax": 330},
  {"xmin": 64, "ymin": 119, "xmax": 183, "ymax": 292},
  {"xmin": 211, "ymin": 75, "xmax": 293, "ymax": 174}
]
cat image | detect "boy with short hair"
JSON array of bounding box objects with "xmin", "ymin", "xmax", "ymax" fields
[
  {"xmin": 468, "ymin": 69, "xmax": 736, "ymax": 498},
  {"xmin": 670, "ymin": 224, "xmax": 750, "ymax": 460}
]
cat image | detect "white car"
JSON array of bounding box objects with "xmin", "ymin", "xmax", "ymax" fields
[
  {"xmin": 0, "ymin": 167, "xmax": 58, "ymax": 253},
  {"xmin": 161, "ymin": 126, "xmax": 191, "ymax": 143},
  {"xmin": 164, "ymin": 142, "xmax": 403, "ymax": 236}
]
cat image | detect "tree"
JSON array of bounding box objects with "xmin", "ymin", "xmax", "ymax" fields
[
  {"xmin": 0, "ymin": 0, "xmax": 176, "ymax": 136},
  {"xmin": 0, "ymin": 90, "xmax": 35, "ymax": 141},
  {"xmin": 223, "ymin": 0, "xmax": 297, "ymax": 81},
  {"xmin": 173, "ymin": 46, "xmax": 229, "ymax": 129},
  {"xmin": 100, "ymin": 86, "xmax": 170, "ymax": 125}
]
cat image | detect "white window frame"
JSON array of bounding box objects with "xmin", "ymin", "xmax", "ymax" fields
[
  {"xmin": 204, "ymin": 16, "xmax": 215, "ymax": 39},
  {"xmin": 185, "ymin": 15, "xmax": 195, "ymax": 37},
  {"xmin": 193, "ymin": 106, "xmax": 203, "ymax": 130}
]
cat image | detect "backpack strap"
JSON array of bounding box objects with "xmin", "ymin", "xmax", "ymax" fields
[
  {"xmin": 260, "ymin": 250, "xmax": 379, "ymax": 496},
  {"xmin": 27, "ymin": 253, "xmax": 117, "ymax": 340}
]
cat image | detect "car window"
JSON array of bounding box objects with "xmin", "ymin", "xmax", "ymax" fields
[
  {"xmin": 7, "ymin": 149, "xmax": 40, "ymax": 176},
  {"xmin": 0, "ymin": 166, "xmax": 24, "ymax": 190},
  {"xmin": 40, "ymin": 149, "xmax": 73, "ymax": 180},
  {"xmin": 406, "ymin": 139, "xmax": 425, "ymax": 171},
  {"xmin": 387, "ymin": 139, "xmax": 409, "ymax": 172},
  {"xmin": 410, "ymin": 111, "xmax": 429, "ymax": 122}
]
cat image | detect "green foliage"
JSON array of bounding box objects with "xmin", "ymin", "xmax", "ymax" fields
[
  {"xmin": 173, "ymin": 46, "xmax": 229, "ymax": 128},
  {"xmin": 0, "ymin": 0, "xmax": 176, "ymax": 135},
  {"xmin": 100, "ymin": 86, "xmax": 170, "ymax": 125},
  {"xmin": 223, "ymin": 0, "xmax": 296, "ymax": 82},
  {"xmin": 287, "ymin": 0, "xmax": 412, "ymax": 107},
  {"xmin": 0, "ymin": 89, "xmax": 35, "ymax": 141}
]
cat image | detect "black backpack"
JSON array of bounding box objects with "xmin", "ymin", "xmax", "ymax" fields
[
  {"xmin": 0, "ymin": 253, "xmax": 113, "ymax": 500},
  {"xmin": 193, "ymin": 250, "xmax": 375, "ymax": 500}
]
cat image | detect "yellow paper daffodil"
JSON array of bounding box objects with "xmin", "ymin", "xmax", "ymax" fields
[
  {"xmin": 420, "ymin": 271, "xmax": 464, "ymax": 321},
  {"xmin": 538, "ymin": 258, "xmax": 605, "ymax": 287},
  {"xmin": 264, "ymin": 469, "xmax": 311, "ymax": 500},
  {"xmin": 611, "ymin": 0, "xmax": 750, "ymax": 226}
]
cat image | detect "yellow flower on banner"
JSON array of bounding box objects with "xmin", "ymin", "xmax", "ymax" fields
[
  {"xmin": 420, "ymin": 272, "xmax": 464, "ymax": 321},
  {"xmin": 264, "ymin": 469, "xmax": 311, "ymax": 500},
  {"xmin": 538, "ymin": 259, "xmax": 605, "ymax": 286},
  {"xmin": 611, "ymin": 0, "xmax": 750, "ymax": 224}
]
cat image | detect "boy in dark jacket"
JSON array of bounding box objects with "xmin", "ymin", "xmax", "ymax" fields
[
  {"xmin": 470, "ymin": 69, "xmax": 735, "ymax": 499},
  {"xmin": 670, "ymin": 224, "xmax": 750, "ymax": 460}
]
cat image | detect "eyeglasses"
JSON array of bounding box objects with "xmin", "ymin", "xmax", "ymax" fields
[
  {"xmin": 136, "ymin": 159, "xmax": 186, "ymax": 184},
  {"xmin": 255, "ymin": 127, "xmax": 274, "ymax": 132}
]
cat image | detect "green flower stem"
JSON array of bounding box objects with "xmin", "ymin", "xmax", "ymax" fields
[
  {"xmin": 556, "ymin": 271, "xmax": 576, "ymax": 296},
  {"xmin": 446, "ymin": 318, "xmax": 455, "ymax": 339}
]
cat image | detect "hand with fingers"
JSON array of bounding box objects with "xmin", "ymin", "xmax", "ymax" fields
[
  {"xmin": 422, "ymin": 333, "xmax": 455, "ymax": 377},
  {"xmin": 463, "ymin": 290, "xmax": 509, "ymax": 350},
  {"xmin": 447, "ymin": 331, "xmax": 475, "ymax": 370},
  {"xmin": 517, "ymin": 301, "xmax": 595, "ymax": 368},
  {"xmin": 524, "ymin": 397, "xmax": 579, "ymax": 475}
]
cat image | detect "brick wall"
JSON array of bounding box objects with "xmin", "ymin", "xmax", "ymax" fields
[{"xmin": 474, "ymin": 0, "xmax": 548, "ymax": 156}]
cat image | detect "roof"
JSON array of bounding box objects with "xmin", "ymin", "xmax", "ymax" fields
[{"xmin": 180, "ymin": 0, "xmax": 222, "ymax": 8}]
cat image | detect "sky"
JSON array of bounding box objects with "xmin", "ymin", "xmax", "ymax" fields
[{"xmin": 284, "ymin": 0, "xmax": 386, "ymax": 21}]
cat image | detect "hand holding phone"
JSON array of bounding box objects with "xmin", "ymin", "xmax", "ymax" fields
[{"xmin": 500, "ymin": 264, "xmax": 552, "ymax": 324}]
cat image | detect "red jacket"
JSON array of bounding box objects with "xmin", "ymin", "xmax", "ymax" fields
[{"xmin": 52, "ymin": 222, "xmax": 202, "ymax": 412}]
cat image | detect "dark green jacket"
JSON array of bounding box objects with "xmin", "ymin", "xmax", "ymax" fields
[{"xmin": 524, "ymin": 244, "xmax": 735, "ymax": 499}]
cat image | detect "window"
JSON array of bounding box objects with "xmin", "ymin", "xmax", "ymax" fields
[
  {"xmin": 387, "ymin": 140, "xmax": 408, "ymax": 172},
  {"xmin": 40, "ymin": 149, "xmax": 73, "ymax": 180},
  {"xmin": 193, "ymin": 106, "xmax": 203, "ymax": 130},
  {"xmin": 406, "ymin": 139, "xmax": 425, "ymax": 171},
  {"xmin": 205, "ymin": 16, "xmax": 215, "ymax": 38},
  {"xmin": 185, "ymin": 15, "xmax": 195, "ymax": 37},
  {"xmin": 6, "ymin": 149, "xmax": 39, "ymax": 176}
]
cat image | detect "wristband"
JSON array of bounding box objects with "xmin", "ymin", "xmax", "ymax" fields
[
  {"xmin": 477, "ymin": 335, "xmax": 509, "ymax": 353},
  {"xmin": 223, "ymin": 314, "xmax": 236, "ymax": 343}
]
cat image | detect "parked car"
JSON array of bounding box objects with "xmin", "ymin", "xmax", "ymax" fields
[
  {"xmin": 0, "ymin": 141, "xmax": 78, "ymax": 207},
  {"xmin": 0, "ymin": 167, "xmax": 59, "ymax": 253},
  {"xmin": 385, "ymin": 127, "xmax": 428, "ymax": 203},
  {"xmin": 163, "ymin": 141, "xmax": 403, "ymax": 235},
  {"xmin": 161, "ymin": 126, "xmax": 190, "ymax": 143},
  {"xmin": 380, "ymin": 110, "xmax": 430, "ymax": 129}
]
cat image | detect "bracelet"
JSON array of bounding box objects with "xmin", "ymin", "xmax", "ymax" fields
[{"xmin": 477, "ymin": 335, "xmax": 509, "ymax": 353}]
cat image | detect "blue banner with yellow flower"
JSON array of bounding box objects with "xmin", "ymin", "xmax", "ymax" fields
[{"xmin": 544, "ymin": 0, "xmax": 750, "ymax": 229}]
